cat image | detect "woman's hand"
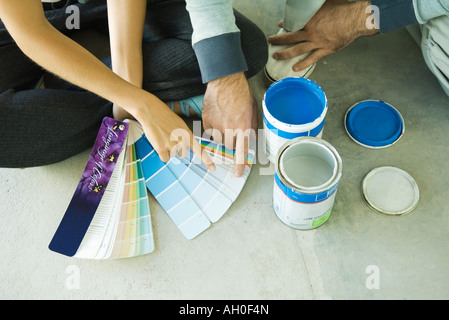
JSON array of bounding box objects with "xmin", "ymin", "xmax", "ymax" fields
[
  {"xmin": 105, "ymin": 0, "xmax": 214, "ymax": 169},
  {"xmin": 133, "ymin": 91, "xmax": 216, "ymax": 171}
]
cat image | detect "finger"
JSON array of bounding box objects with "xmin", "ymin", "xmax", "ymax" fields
[
  {"xmin": 204, "ymin": 127, "xmax": 223, "ymax": 144},
  {"xmin": 151, "ymin": 140, "xmax": 169, "ymax": 163},
  {"xmin": 171, "ymin": 141, "xmax": 187, "ymax": 159},
  {"xmin": 169, "ymin": 127, "xmax": 190, "ymax": 159},
  {"xmin": 158, "ymin": 148, "xmax": 170, "ymax": 163},
  {"xmin": 224, "ymin": 128, "xmax": 236, "ymax": 151},
  {"xmin": 251, "ymin": 110, "xmax": 259, "ymax": 137},
  {"xmin": 273, "ymin": 42, "xmax": 316, "ymax": 60},
  {"xmin": 234, "ymin": 132, "xmax": 248, "ymax": 177},
  {"xmin": 191, "ymin": 136, "xmax": 216, "ymax": 172},
  {"xmin": 212, "ymin": 129, "xmax": 223, "ymax": 144},
  {"xmin": 169, "ymin": 143, "xmax": 179, "ymax": 159},
  {"xmin": 202, "ymin": 111, "xmax": 213, "ymax": 139},
  {"xmin": 278, "ymin": 20, "xmax": 284, "ymax": 28},
  {"xmin": 250, "ymin": 99, "xmax": 259, "ymax": 133},
  {"xmin": 177, "ymin": 135, "xmax": 190, "ymax": 159},
  {"xmin": 179, "ymin": 140, "xmax": 189, "ymax": 159},
  {"xmin": 293, "ymin": 49, "xmax": 330, "ymax": 71},
  {"xmin": 248, "ymin": 126, "xmax": 257, "ymax": 155},
  {"xmin": 268, "ymin": 30, "xmax": 307, "ymax": 46}
]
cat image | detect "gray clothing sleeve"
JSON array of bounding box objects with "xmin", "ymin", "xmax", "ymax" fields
[{"xmin": 185, "ymin": 0, "xmax": 248, "ymax": 83}]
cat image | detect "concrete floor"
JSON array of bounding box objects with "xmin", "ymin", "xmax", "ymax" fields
[{"xmin": 1, "ymin": 1, "xmax": 449, "ymax": 300}]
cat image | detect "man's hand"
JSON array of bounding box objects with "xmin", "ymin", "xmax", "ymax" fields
[
  {"xmin": 203, "ymin": 72, "xmax": 258, "ymax": 177},
  {"xmin": 267, "ymin": 0, "xmax": 379, "ymax": 71}
]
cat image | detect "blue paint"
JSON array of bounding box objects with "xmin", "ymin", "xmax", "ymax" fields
[
  {"xmin": 265, "ymin": 78, "xmax": 326, "ymax": 125},
  {"xmin": 345, "ymin": 100, "xmax": 404, "ymax": 147}
]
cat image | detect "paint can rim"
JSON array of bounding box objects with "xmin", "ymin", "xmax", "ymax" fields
[
  {"xmin": 344, "ymin": 100, "xmax": 405, "ymax": 149},
  {"xmin": 275, "ymin": 137, "xmax": 343, "ymax": 194},
  {"xmin": 262, "ymin": 77, "xmax": 328, "ymax": 133}
]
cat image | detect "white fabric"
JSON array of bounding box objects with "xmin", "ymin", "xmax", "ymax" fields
[
  {"xmin": 264, "ymin": 28, "xmax": 315, "ymax": 84},
  {"xmin": 283, "ymin": 0, "xmax": 326, "ymax": 32},
  {"xmin": 413, "ymin": 0, "xmax": 449, "ymax": 24},
  {"xmin": 420, "ymin": 15, "xmax": 449, "ymax": 96}
]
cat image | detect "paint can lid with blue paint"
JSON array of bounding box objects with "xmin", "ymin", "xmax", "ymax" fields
[{"xmin": 344, "ymin": 100, "xmax": 405, "ymax": 148}]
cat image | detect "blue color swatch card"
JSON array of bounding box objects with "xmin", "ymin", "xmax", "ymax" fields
[
  {"xmin": 135, "ymin": 123, "xmax": 255, "ymax": 240},
  {"xmin": 49, "ymin": 118, "xmax": 253, "ymax": 258}
]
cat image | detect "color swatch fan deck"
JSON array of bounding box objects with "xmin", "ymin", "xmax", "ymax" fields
[{"xmin": 49, "ymin": 117, "xmax": 254, "ymax": 259}]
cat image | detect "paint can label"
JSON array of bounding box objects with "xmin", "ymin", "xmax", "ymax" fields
[
  {"xmin": 263, "ymin": 114, "xmax": 324, "ymax": 163},
  {"xmin": 273, "ymin": 173, "xmax": 338, "ymax": 230}
]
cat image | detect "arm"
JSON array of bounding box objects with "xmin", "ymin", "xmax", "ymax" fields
[
  {"xmin": 267, "ymin": 0, "xmax": 449, "ymax": 70},
  {"xmin": 185, "ymin": 0, "xmax": 247, "ymax": 83},
  {"xmin": 372, "ymin": 0, "xmax": 449, "ymax": 33},
  {"xmin": 0, "ymin": 0, "xmax": 214, "ymax": 170},
  {"xmin": 185, "ymin": 0, "xmax": 257, "ymax": 177},
  {"xmin": 371, "ymin": 0, "xmax": 417, "ymax": 33},
  {"xmin": 107, "ymin": 0, "xmax": 146, "ymax": 120},
  {"xmin": 107, "ymin": 0, "xmax": 146, "ymax": 89},
  {"xmin": 0, "ymin": 0, "xmax": 140, "ymax": 110}
]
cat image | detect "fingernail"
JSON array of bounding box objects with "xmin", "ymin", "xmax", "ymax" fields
[
  {"xmin": 273, "ymin": 53, "xmax": 279, "ymax": 59},
  {"xmin": 234, "ymin": 169, "xmax": 242, "ymax": 177},
  {"xmin": 209, "ymin": 163, "xmax": 216, "ymax": 172}
]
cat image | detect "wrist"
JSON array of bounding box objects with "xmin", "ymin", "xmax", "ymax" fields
[
  {"xmin": 111, "ymin": 52, "xmax": 144, "ymax": 89},
  {"xmin": 112, "ymin": 85, "xmax": 150, "ymax": 120},
  {"xmin": 207, "ymin": 72, "xmax": 247, "ymax": 90},
  {"xmin": 205, "ymin": 72, "xmax": 254, "ymax": 115},
  {"xmin": 355, "ymin": 0, "xmax": 380, "ymax": 36}
]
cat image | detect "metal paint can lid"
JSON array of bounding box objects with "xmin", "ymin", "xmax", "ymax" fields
[
  {"xmin": 345, "ymin": 100, "xmax": 405, "ymax": 148},
  {"xmin": 362, "ymin": 166, "xmax": 419, "ymax": 216}
]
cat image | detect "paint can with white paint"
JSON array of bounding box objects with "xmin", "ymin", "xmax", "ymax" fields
[
  {"xmin": 273, "ymin": 137, "xmax": 342, "ymax": 230},
  {"xmin": 262, "ymin": 77, "xmax": 328, "ymax": 163}
]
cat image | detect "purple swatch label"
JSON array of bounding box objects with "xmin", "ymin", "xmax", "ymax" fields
[{"xmin": 49, "ymin": 117, "xmax": 129, "ymax": 257}]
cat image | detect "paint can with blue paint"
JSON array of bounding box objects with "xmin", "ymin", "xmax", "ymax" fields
[
  {"xmin": 273, "ymin": 137, "xmax": 342, "ymax": 230},
  {"xmin": 262, "ymin": 77, "xmax": 328, "ymax": 163}
]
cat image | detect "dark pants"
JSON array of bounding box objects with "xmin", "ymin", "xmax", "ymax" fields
[{"xmin": 0, "ymin": 0, "xmax": 267, "ymax": 168}]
